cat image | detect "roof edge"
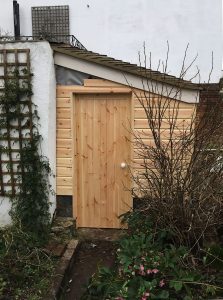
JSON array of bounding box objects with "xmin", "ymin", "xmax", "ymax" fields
[
  {"xmin": 52, "ymin": 44, "xmax": 202, "ymax": 91},
  {"xmin": 54, "ymin": 51, "xmax": 200, "ymax": 103}
]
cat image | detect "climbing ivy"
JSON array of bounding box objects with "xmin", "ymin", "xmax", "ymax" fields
[
  {"xmin": 0, "ymin": 68, "xmax": 52, "ymax": 239},
  {"xmin": 12, "ymin": 136, "xmax": 52, "ymax": 236}
]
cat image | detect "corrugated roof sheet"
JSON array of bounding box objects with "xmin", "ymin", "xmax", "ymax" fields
[{"xmin": 52, "ymin": 44, "xmax": 201, "ymax": 90}]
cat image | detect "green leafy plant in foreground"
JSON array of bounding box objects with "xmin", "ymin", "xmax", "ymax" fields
[{"xmin": 83, "ymin": 213, "xmax": 223, "ymax": 300}]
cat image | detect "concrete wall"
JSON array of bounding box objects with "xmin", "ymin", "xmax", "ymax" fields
[
  {"xmin": 0, "ymin": 41, "xmax": 56, "ymax": 226},
  {"xmin": 0, "ymin": 0, "xmax": 222, "ymax": 82}
]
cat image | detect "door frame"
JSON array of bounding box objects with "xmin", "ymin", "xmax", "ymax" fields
[{"xmin": 71, "ymin": 88, "xmax": 134, "ymax": 227}]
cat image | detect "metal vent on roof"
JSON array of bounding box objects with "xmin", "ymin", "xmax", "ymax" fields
[{"xmin": 32, "ymin": 5, "xmax": 69, "ymax": 43}]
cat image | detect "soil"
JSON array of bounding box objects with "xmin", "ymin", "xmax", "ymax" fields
[{"xmin": 61, "ymin": 240, "xmax": 117, "ymax": 300}]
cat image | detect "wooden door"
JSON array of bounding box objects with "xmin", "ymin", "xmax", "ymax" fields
[{"xmin": 74, "ymin": 93, "xmax": 132, "ymax": 228}]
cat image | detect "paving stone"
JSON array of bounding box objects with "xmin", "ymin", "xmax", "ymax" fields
[
  {"xmin": 45, "ymin": 241, "xmax": 67, "ymax": 257},
  {"xmin": 45, "ymin": 239, "xmax": 79, "ymax": 300},
  {"xmin": 51, "ymin": 226, "xmax": 64, "ymax": 233},
  {"xmin": 52, "ymin": 244, "xmax": 67, "ymax": 257},
  {"xmin": 67, "ymin": 239, "xmax": 78, "ymax": 250}
]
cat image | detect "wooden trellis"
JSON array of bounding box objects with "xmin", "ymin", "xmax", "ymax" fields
[{"xmin": 0, "ymin": 48, "xmax": 33, "ymax": 196}]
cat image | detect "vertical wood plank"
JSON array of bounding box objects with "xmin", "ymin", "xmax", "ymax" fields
[
  {"xmin": 106, "ymin": 97, "xmax": 115, "ymax": 227},
  {"xmin": 93, "ymin": 96, "xmax": 101, "ymax": 227},
  {"xmin": 99, "ymin": 97, "xmax": 107, "ymax": 227},
  {"xmin": 74, "ymin": 95, "xmax": 83, "ymax": 226}
]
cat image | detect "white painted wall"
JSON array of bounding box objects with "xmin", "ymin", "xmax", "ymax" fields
[
  {"xmin": 0, "ymin": 0, "xmax": 222, "ymax": 82},
  {"xmin": 0, "ymin": 41, "xmax": 56, "ymax": 226}
]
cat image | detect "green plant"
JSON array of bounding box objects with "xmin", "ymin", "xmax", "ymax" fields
[
  {"xmin": 0, "ymin": 225, "xmax": 56, "ymax": 299},
  {"xmin": 0, "ymin": 68, "xmax": 52, "ymax": 239},
  {"xmin": 0, "ymin": 63, "xmax": 54, "ymax": 299},
  {"xmin": 0, "ymin": 276, "xmax": 7, "ymax": 296},
  {"xmin": 202, "ymin": 244, "xmax": 223, "ymax": 270},
  {"xmin": 83, "ymin": 214, "xmax": 223, "ymax": 300},
  {"xmin": 11, "ymin": 135, "xmax": 52, "ymax": 238},
  {"xmin": 121, "ymin": 211, "xmax": 173, "ymax": 247}
]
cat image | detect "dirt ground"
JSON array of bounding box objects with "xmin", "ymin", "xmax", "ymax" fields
[{"xmin": 62, "ymin": 240, "xmax": 117, "ymax": 300}]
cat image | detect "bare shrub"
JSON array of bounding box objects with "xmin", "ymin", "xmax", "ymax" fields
[{"xmin": 130, "ymin": 45, "xmax": 223, "ymax": 248}]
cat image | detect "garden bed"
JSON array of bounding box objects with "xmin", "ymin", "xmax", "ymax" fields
[
  {"xmin": 0, "ymin": 227, "xmax": 59, "ymax": 300},
  {"xmin": 81, "ymin": 213, "xmax": 223, "ymax": 300},
  {"xmin": 0, "ymin": 217, "xmax": 77, "ymax": 300},
  {"xmin": 60, "ymin": 240, "xmax": 117, "ymax": 300}
]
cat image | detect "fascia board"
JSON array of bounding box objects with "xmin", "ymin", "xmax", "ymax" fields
[{"xmin": 54, "ymin": 52, "xmax": 199, "ymax": 103}]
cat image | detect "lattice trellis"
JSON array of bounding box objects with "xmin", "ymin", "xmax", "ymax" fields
[
  {"xmin": 0, "ymin": 49, "xmax": 33, "ymax": 196},
  {"xmin": 32, "ymin": 5, "xmax": 70, "ymax": 43}
]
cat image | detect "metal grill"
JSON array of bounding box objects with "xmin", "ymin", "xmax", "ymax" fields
[
  {"xmin": 0, "ymin": 35, "xmax": 86, "ymax": 50},
  {"xmin": 32, "ymin": 5, "xmax": 70, "ymax": 43}
]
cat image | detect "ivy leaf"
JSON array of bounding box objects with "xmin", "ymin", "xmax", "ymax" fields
[
  {"xmin": 170, "ymin": 280, "xmax": 183, "ymax": 291},
  {"xmin": 206, "ymin": 285, "xmax": 217, "ymax": 296},
  {"xmin": 151, "ymin": 290, "xmax": 169, "ymax": 299},
  {"xmin": 182, "ymin": 276, "xmax": 194, "ymax": 282}
]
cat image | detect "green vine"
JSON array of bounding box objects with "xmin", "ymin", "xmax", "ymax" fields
[
  {"xmin": 0, "ymin": 67, "xmax": 52, "ymax": 239},
  {"xmin": 12, "ymin": 135, "xmax": 52, "ymax": 236}
]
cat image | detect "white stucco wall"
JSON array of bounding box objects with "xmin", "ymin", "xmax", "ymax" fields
[
  {"xmin": 0, "ymin": 41, "xmax": 56, "ymax": 226},
  {"xmin": 0, "ymin": 0, "xmax": 222, "ymax": 82}
]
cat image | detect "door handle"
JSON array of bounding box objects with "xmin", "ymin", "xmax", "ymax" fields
[{"xmin": 120, "ymin": 162, "xmax": 127, "ymax": 169}]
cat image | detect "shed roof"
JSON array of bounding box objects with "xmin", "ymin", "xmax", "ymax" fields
[{"xmin": 52, "ymin": 44, "xmax": 201, "ymax": 91}]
